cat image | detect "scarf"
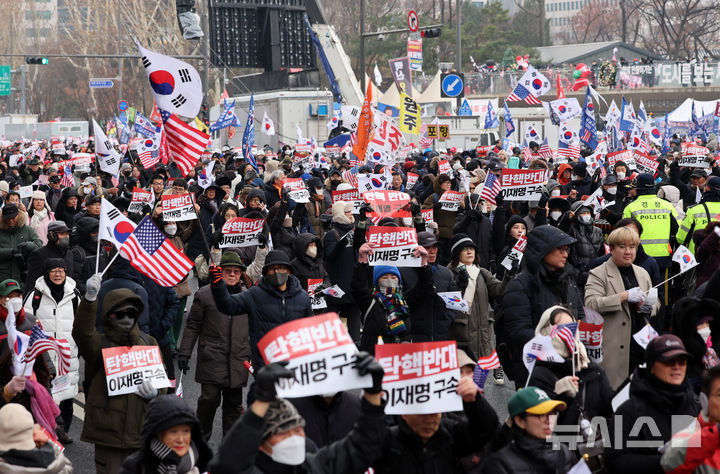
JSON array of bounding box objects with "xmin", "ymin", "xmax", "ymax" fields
[
  {"xmin": 150, "ymin": 437, "xmax": 198, "ymax": 474},
  {"xmin": 372, "ymin": 287, "xmax": 409, "ymax": 336},
  {"xmin": 23, "ymin": 379, "xmax": 59, "ymax": 433},
  {"xmin": 0, "ymin": 305, "xmax": 25, "ymax": 326},
  {"xmin": 30, "ymin": 208, "xmax": 48, "ymax": 228}
]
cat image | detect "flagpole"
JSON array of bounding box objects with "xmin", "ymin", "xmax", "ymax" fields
[
  {"xmin": 652, "ymin": 270, "xmax": 686, "ymax": 289},
  {"xmin": 99, "ymin": 252, "xmax": 121, "ymax": 279},
  {"xmin": 95, "ymin": 198, "xmax": 103, "ymax": 273}
]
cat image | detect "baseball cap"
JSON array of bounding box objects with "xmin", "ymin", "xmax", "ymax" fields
[
  {"xmin": 508, "ymin": 386, "xmax": 567, "ymax": 418},
  {"xmin": 690, "ymin": 169, "xmax": 708, "ymax": 179},
  {"xmin": 417, "ymin": 231, "xmax": 439, "ymax": 248},
  {"xmin": 0, "ymin": 279, "xmax": 21, "ymax": 296},
  {"xmin": 645, "ymin": 334, "xmax": 691, "ymax": 364}
]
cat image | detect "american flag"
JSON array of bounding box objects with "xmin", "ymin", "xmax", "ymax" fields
[
  {"xmin": 418, "ymin": 128, "xmax": 433, "ymax": 149},
  {"xmin": 60, "ymin": 164, "xmax": 74, "ymax": 188},
  {"xmin": 557, "ymin": 141, "xmax": 581, "ymax": 159},
  {"xmin": 111, "ymin": 175, "xmax": 120, "ymax": 188},
  {"xmin": 507, "ymin": 82, "xmax": 541, "ymax": 105},
  {"xmin": 139, "ymin": 149, "xmax": 159, "ymax": 169},
  {"xmin": 480, "ymin": 172, "xmax": 502, "ymax": 205},
  {"xmin": 343, "ymin": 167, "xmax": 359, "ymax": 188},
  {"xmin": 522, "ymin": 146, "xmax": 533, "ymax": 165},
  {"xmin": 25, "ymin": 324, "xmax": 72, "ymax": 376},
  {"xmin": 160, "ymin": 111, "xmax": 209, "ymax": 177},
  {"xmin": 119, "ymin": 216, "xmax": 193, "ymax": 287},
  {"xmin": 159, "ymin": 126, "xmax": 170, "ymax": 165},
  {"xmin": 538, "ymin": 138, "xmax": 553, "ymax": 160},
  {"xmin": 476, "ymin": 350, "xmax": 501, "ymax": 370},
  {"xmin": 599, "ymin": 166, "xmax": 607, "ymax": 179},
  {"xmin": 550, "ymin": 322, "xmax": 578, "ymax": 354}
]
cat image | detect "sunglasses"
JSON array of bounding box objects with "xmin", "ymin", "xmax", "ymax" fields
[{"xmin": 110, "ymin": 310, "xmax": 135, "ymax": 320}]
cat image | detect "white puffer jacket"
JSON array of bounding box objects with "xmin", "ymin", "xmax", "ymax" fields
[{"xmin": 23, "ymin": 276, "xmax": 80, "ymax": 403}]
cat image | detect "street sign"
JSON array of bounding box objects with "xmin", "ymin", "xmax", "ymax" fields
[
  {"xmin": 0, "ymin": 66, "xmax": 10, "ymax": 96},
  {"xmin": 458, "ymin": 99, "xmax": 472, "ymax": 116},
  {"xmin": 117, "ymin": 100, "xmax": 129, "ymax": 111},
  {"xmin": 407, "ymin": 10, "xmax": 419, "ymax": 32},
  {"xmin": 441, "ymin": 72, "xmax": 464, "ymax": 98},
  {"xmin": 89, "ymin": 79, "xmax": 114, "ymax": 89}
]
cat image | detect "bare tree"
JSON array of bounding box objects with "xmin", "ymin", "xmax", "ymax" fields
[{"xmin": 557, "ymin": 0, "xmax": 623, "ymax": 44}]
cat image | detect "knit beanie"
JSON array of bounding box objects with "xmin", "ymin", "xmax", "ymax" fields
[
  {"xmin": 373, "ymin": 265, "xmax": 402, "ymax": 287},
  {"xmin": 262, "ymin": 398, "xmax": 306, "ymax": 440},
  {"xmin": 0, "ymin": 404, "xmax": 35, "ymax": 451}
]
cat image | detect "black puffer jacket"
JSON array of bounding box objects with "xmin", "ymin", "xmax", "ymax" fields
[
  {"xmin": 484, "ymin": 427, "xmax": 575, "ymax": 474},
  {"xmin": 672, "ymin": 297, "xmax": 720, "ymax": 392},
  {"xmin": 606, "ymin": 367, "xmax": 700, "ymax": 474},
  {"xmin": 121, "ymin": 395, "xmax": 213, "ymax": 474},
  {"xmin": 500, "ymin": 225, "xmax": 585, "ymax": 382},
  {"xmin": 453, "ymin": 208, "xmax": 493, "ymax": 270},
  {"xmin": 323, "ymin": 222, "xmax": 356, "ymax": 306},
  {"xmin": 528, "ymin": 359, "xmax": 613, "ymax": 426},
  {"xmin": 567, "ymin": 209, "xmax": 604, "ymax": 275},
  {"xmin": 290, "ymin": 233, "xmax": 329, "ymax": 291},
  {"xmin": 400, "ymin": 263, "xmax": 458, "ymax": 342}
]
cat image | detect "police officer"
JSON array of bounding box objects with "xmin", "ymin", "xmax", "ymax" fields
[{"xmin": 677, "ymin": 176, "xmax": 720, "ymax": 253}]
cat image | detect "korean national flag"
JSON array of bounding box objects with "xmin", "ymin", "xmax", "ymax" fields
[
  {"xmin": 620, "ymin": 97, "xmax": 636, "ymax": 132},
  {"xmin": 137, "ymin": 42, "xmax": 203, "ymax": 119},
  {"xmin": 92, "ymin": 119, "xmax": 121, "ymax": 176}
]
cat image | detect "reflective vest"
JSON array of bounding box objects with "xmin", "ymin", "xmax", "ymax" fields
[
  {"xmin": 676, "ymin": 201, "xmax": 720, "ymax": 253},
  {"xmin": 622, "ymin": 194, "xmax": 679, "ymax": 257}
]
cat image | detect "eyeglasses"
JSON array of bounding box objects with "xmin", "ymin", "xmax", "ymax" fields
[
  {"xmin": 266, "ymin": 265, "xmax": 289, "ymax": 274},
  {"xmin": 555, "ymin": 246, "xmax": 570, "ymax": 254},
  {"xmin": 659, "ymin": 358, "xmax": 687, "ymax": 367},
  {"xmin": 48, "ymin": 269, "xmax": 65, "ymax": 274}
]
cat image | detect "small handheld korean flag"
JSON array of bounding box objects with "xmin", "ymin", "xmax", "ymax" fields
[
  {"xmin": 137, "ymin": 42, "xmax": 203, "ymax": 119},
  {"xmin": 99, "ymin": 198, "xmax": 137, "ymax": 250},
  {"xmin": 93, "ymin": 119, "xmax": 122, "ymax": 176},
  {"xmin": 672, "ymin": 245, "xmax": 698, "ymax": 274},
  {"xmin": 262, "ymin": 111, "xmax": 275, "ymax": 136}
]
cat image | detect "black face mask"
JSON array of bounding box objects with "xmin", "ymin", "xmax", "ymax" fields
[
  {"xmin": 330, "ymin": 180, "xmax": 341, "ymax": 189},
  {"xmin": 266, "ymin": 272, "xmax": 289, "ymax": 288}
]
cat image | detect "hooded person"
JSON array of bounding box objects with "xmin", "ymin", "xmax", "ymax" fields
[
  {"xmin": 0, "ymin": 403, "xmax": 73, "ymax": 474},
  {"xmin": 562, "ymin": 162, "xmax": 593, "ymax": 197},
  {"xmin": 27, "ymin": 190, "xmax": 54, "ymax": 246},
  {"xmin": 209, "ymin": 250, "xmax": 313, "ymax": 371},
  {"xmin": 268, "ymin": 188, "xmax": 297, "ymax": 259},
  {"xmin": 422, "ymin": 173, "xmax": 458, "ymax": 265},
  {"xmin": 494, "ymin": 214, "xmax": 527, "ymax": 280},
  {"xmin": 73, "ymin": 279, "xmax": 166, "ymax": 474},
  {"xmin": 0, "ymin": 204, "xmax": 41, "ymax": 284},
  {"xmin": 52, "ymin": 187, "xmax": 81, "ymax": 229},
  {"xmin": 297, "ymin": 176, "xmax": 328, "ymax": 239},
  {"xmin": 500, "ymin": 225, "xmax": 585, "ymax": 383},
  {"xmin": 527, "ymin": 305, "xmax": 613, "ymax": 426},
  {"xmin": 238, "ymin": 188, "xmax": 267, "ymax": 218},
  {"xmin": 452, "ymin": 194, "xmax": 493, "ymax": 271},
  {"xmin": 546, "ymin": 196, "xmax": 571, "ymax": 228},
  {"xmin": 566, "ymin": 202, "xmax": 604, "ymax": 276},
  {"xmin": 290, "ymin": 233, "xmax": 329, "ymax": 295},
  {"xmin": 556, "ymin": 162, "xmax": 573, "ymax": 187},
  {"xmin": 71, "ymin": 216, "xmax": 109, "ymax": 294},
  {"xmin": 120, "ymin": 395, "xmax": 213, "ymax": 474}
]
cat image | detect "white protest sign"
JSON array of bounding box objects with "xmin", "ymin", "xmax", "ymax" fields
[
  {"xmin": 437, "ymin": 292, "xmax": 469, "ymax": 312},
  {"xmin": 323, "ymin": 285, "xmax": 345, "ymax": 299},
  {"xmin": 282, "ymin": 178, "xmax": 310, "ymax": 203},
  {"xmin": 332, "ymin": 188, "xmax": 363, "ymax": 214},
  {"xmin": 18, "ymin": 185, "xmax": 33, "ymax": 199},
  {"xmin": 677, "ymin": 155, "xmax": 710, "ymax": 168},
  {"xmin": 308, "ymin": 278, "xmax": 327, "ymax": 310},
  {"xmin": 406, "ymin": 172, "xmax": 419, "ymax": 189},
  {"xmin": 634, "ymin": 152, "xmax": 659, "ymax": 174},
  {"xmin": 376, "ymin": 341, "xmax": 462, "ymax": 414},
  {"xmin": 633, "ymin": 324, "xmax": 659, "ymax": 349},
  {"xmin": 8, "ymin": 154, "xmax": 21, "ymax": 167},
  {"xmin": 258, "ymin": 313, "xmax": 371, "ymax": 397},
  {"xmin": 161, "ymin": 193, "xmax": 196, "ymax": 222},
  {"xmin": 366, "ymin": 226, "xmax": 421, "ymax": 267},
  {"xmin": 439, "ymin": 190, "xmax": 464, "ymax": 211},
  {"xmin": 128, "ymin": 188, "xmax": 153, "ymax": 214},
  {"xmin": 499, "ymin": 168, "xmax": 546, "ymax": 201},
  {"xmin": 102, "ymin": 345, "xmax": 171, "ymax": 396},
  {"xmin": 219, "ymin": 217, "xmax": 265, "ymax": 248},
  {"xmin": 501, "ymin": 233, "xmax": 527, "ymax": 271},
  {"xmin": 357, "ymin": 173, "xmax": 390, "ymax": 193}
]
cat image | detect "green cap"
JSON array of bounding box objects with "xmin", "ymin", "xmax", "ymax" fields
[
  {"xmin": 0, "ymin": 279, "xmax": 22, "ymax": 296},
  {"xmin": 219, "ymin": 251, "xmax": 246, "ymax": 268},
  {"xmin": 508, "ymin": 386, "xmax": 567, "ymax": 418}
]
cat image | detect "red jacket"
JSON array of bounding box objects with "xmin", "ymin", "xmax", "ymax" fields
[{"xmin": 661, "ymin": 411, "xmax": 720, "ymax": 473}]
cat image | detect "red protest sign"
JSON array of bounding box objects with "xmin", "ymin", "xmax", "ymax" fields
[
  {"xmin": 406, "ymin": 172, "xmax": 419, "ymax": 189},
  {"xmin": 363, "ymin": 190, "xmax": 411, "ymax": 218},
  {"xmin": 366, "ymin": 226, "xmax": 420, "ymax": 267},
  {"xmin": 332, "ymin": 188, "xmax": 363, "ymax": 214},
  {"xmin": 375, "ymin": 340, "xmax": 462, "ymax": 414},
  {"xmin": 102, "ymin": 345, "xmax": 170, "ymax": 396},
  {"xmin": 439, "ymin": 190, "xmax": 464, "ymax": 211},
  {"xmin": 220, "ymin": 217, "xmax": 265, "ymax": 248},
  {"xmin": 438, "ymin": 159, "xmax": 452, "ymax": 175},
  {"xmin": 606, "ymin": 150, "xmax": 633, "ymax": 166},
  {"xmin": 633, "ymin": 152, "xmax": 659, "ymax": 174},
  {"xmin": 282, "ymin": 177, "xmax": 310, "ymax": 203},
  {"xmin": 161, "ymin": 193, "xmax": 195, "ymax": 222}
]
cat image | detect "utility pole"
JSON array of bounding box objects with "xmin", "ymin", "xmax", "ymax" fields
[
  {"xmin": 456, "ymin": 0, "xmax": 461, "ymax": 72},
  {"xmin": 19, "ymin": 65, "xmax": 26, "ymax": 115},
  {"xmin": 360, "ymin": 0, "xmax": 366, "ymax": 91},
  {"xmin": 116, "ymin": 0, "xmax": 123, "ymax": 103}
]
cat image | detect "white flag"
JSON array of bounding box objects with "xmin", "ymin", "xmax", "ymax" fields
[
  {"xmin": 340, "ymin": 105, "xmax": 361, "ymax": 132},
  {"xmin": 632, "ymin": 323, "xmax": 659, "ymax": 350},
  {"xmin": 672, "ymin": 245, "xmax": 698, "ymax": 274},
  {"xmin": 524, "ymin": 124, "xmax": 542, "ymax": 145},
  {"xmin": 296, "ymin": 123, "xmax": 306, "ymax": 144},
  {"xmin": 136, "ymin": 42, "xmax": 203, "ymax": 118},
  {"xmin": 99, "ymin": 198, "xmax": 137, "ymax": 250},
  {"xmin": 5, "ymin": 305, "xmax": 32, "ymax": 376},
  {"xmin": 522, "ymin": 334, "xmax": 564, "ymax": 370},
  {"xmin": 93, "ymin": 119, "xmax": 122, "ymax": 176},
  {"xmin": 549, "ymin": 98, "xmax": 582, "ymax": 122},
  {"xmin": 374, "ymin": 63, "xmax": 382, "ymax": 87},
  {"xmin": 437, "ymin": 292, "xmax": 470, "ymax": 312},
  {"xmin": 262, "ymin": 112, "xmax": 275, "ymax": 136},
  {"xmin": 604, "ymin": 100, "xmax": 621, "ymax": 131}
]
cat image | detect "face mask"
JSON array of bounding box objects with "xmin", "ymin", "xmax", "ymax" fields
[
  {"xmin": 377, "ymin": 278, "xmax": 399, "ymax": 293},
  {"xmin": 401, "ymin": 217, "xmax": 413, "ymax": 226},
  {"xmin": 113, "ymin": 316, "xmax": 135, "ymax": 331},
  {"xmin": 330, "ymin": 180, "xmax": 341, "ymax": 189},
  {"xmin": 306, "ymin": 246, "xmax": 317, "ymax": 259},
  {"xmin": 550, "ymin": 211, "xmax": 562, "ymax": 221},
  {"xmin": 606, "ymin": 186, "xmax": 617, "ymax": 195},
  {"xmin": 57, "ymin": 237, "xmax": 70, "ymax": 250},
  {"xmin": 579, "ymin": 213, "xmax": 592, "ymax": 225},
  {"xmin": 7, "ymin": 297, "xmax": 22, "ymax": 313},
  {"xmin": 164, "ymin": 224, "xmax": 177, "ymax": 236},
  {"xmin": 616, "ymin": 172, "xmax": 626, "ymax": 180},
  {"xmin": 551, "ymin": 189, "xmax": 561, "ymax": 197},
  {"xmin": 270, "ymin": 434, "xmax": 306, "ymax": 466},
  {"xmin": 315, "ymin": 187, "xmax": 323, "ymax": 195},
  {"xmin": 571, "ymin": 174, "xmax": 580, "ymax": 181},
  {"xmin": 210, "ymin": 250, "xmax": 222, "ymax": 265},
  {"xmin": 266, "ymin": 272, "xmax": 289, "ymax": 288},
  {"xmin": 698, "ymin": 327, "xmax": 712, "ymax": 344},
  {"xmin": 282, "ymin": 216, "xmax": 293, "ymax": 228}
]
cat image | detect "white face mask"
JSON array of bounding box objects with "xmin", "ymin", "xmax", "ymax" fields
[
  {"xmin": 550, "ymin": 211, "xmax": 563, "ymax": 221},
  {"xmin": 164, "ymin": 224, "xmax": 177, "ymax": 236},
  {"xmin": 210, "ymin": 250, "xmax": 222, "ymax": 265},
  {"xmin": 698, "ymin": 326, "xmax": 712, "ymax": 344},
  {"xmin": 378, "ymin": 278, "xmax": 399, "ymax": 293},
  {"xmin": 606, "ymin": 186, "xmax": 617, "ymax": 195},
  {"xmin": 7, "ymin": 297, "xmax": 22, "ymax": 313},
  {"xmin": 270, "ymin": 435, "xmax": 306, "ymax": 465},
  {"xmin": 571, "ymin": 174, "xmax": 580, "ymax": 181},
  {"xmin": 579, "ymin": 213, "xmax": 592, "ymax": 224},
  {"xmin": 551, "ymin": 189, "xmax": 561, "ymax": 197},
  {"xmin": 401, "ymin": 217, "xmax": 413, "ymax": 226},
  {"xmin": 305, "ymin": 245, "xmax": 317, "ymax": 259},
  {"xmin": 616, "ymin": 172, "xmax": 626, "ymax": 180}
]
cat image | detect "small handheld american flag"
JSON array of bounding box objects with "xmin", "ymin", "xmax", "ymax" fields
[
  {"xmin": 480, "ymin": 172, "xmax": 502, "ymax": 206},
  {"xmin": 60, "ymin": 165, "xmax": 74, "ymax": 188},
  {"xmin": 25, "ymin": 324, "xmax": 72, "ymax": 376},
  {"xmin": 476, "ymin": 350, "xmax": 501, "ymax": 370},
  {"xmin": 550, "ymin": 322, "xmax": 578, "ymax": 354}
]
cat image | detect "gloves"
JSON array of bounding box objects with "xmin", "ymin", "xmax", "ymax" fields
[
  {"xmin": 85, "ymin": 273, "xmax": 102, "ymax": 302},
  {"xmin": 538, "ymin": 193, "xmax": 549, "ymax": 209},
  {"xmin": 281, "ymin": 188, "xmax": 290, "ymax": 203},
  {"xmin": 638, "ymin": 301, "xmax": 654, "ymax": 314},
  {"xmin": 197, "ymin": 194, "xmax": 209, "ymax": 205},
  {"xmin": 410, "ymin": 202, "xmax": 421, "ymax": 217},
  {"xmin": 6, "ymin": 376, "xmax": 26, "ymax": 396},
  {"xmin": 137, "ymin": 379, "xmax": 158, "ymax": 400},
  {"xmin": 455, "ymin": 267, "xmax": 470, "ymax": 292},
  {"xmin": 209, "ymin": 264, "xmax": 223, "ymax": 284},
  {"xmin": 177, "ymin": 356, "xmax": 190, "ymax": 374},
  {"xmin": 554, "ymin": 376, "xmax": 579, "ymax": 398},
  {"xmin": 257, "ymin": 233, "xmax": 268, "ymax": 249},
  {"xmin": 627, "ymin": 287, "xmax": 646, "ymax": 304},
  {"xmin": 494, "ymin": 190, "xmax": 504, "ymax": 207},
  {"xmin": 254, "ymin": 361, "xmax": 294, "ymax": 402},
  {"xmin": 355, "ymin": 351, "xmax": 384, "ymax": 394},
  {"xmin": 358, "ymin": 202, "xmax": 373, "ymax": 220}
]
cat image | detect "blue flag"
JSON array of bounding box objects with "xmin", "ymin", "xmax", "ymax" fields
[
  {"xmin": 484, "ymin": 101, "xmax": 499, "ymax": 129},
  {"xmin": 115, "ymin": 115, "xmax": 130, "ymax": 145},
  {"xmin": 691, "ymin": 100, "xmax": 699, "ymax": 134},
  {"xmin": 619, "ymin": 97, "xmax": 635, "ymax": 133},
  {"xmin": 134, "ymin": 112, "xmax": 157, "ymax": 138},
  {"xmin": 504, "ymin": 102, "xmax": 515, "ymax": 138},
  {"xmin": 242, "ymin": 93, "xmax": 258, "ymax": 172},
  {"xmin": 579, "ymin": 87, "xmax": 598, "ymax": 150},
  {"xmin": 661, "ymin": 113, "xmax": 670, "ymax": 154},
  {"xmin": 210, "ymin": 99, "xmax": 240, "ymax": 133}
]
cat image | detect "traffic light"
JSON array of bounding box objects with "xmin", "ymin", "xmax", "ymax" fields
[
  {"xmin": 421, "ymin": 28, "xmax": 442, "ymax": 38},
  {"xmin": 200, "ymin": 103, "xmax": 209, "ymax": 126},
  {"xmin": 25, "ymin": 57, "xmax": 49, "ymax": 65}
]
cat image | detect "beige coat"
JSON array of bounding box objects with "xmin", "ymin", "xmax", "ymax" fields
[{"xmin": 584, "ymin": 258, "xmax": 659, "ymax": 389}]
